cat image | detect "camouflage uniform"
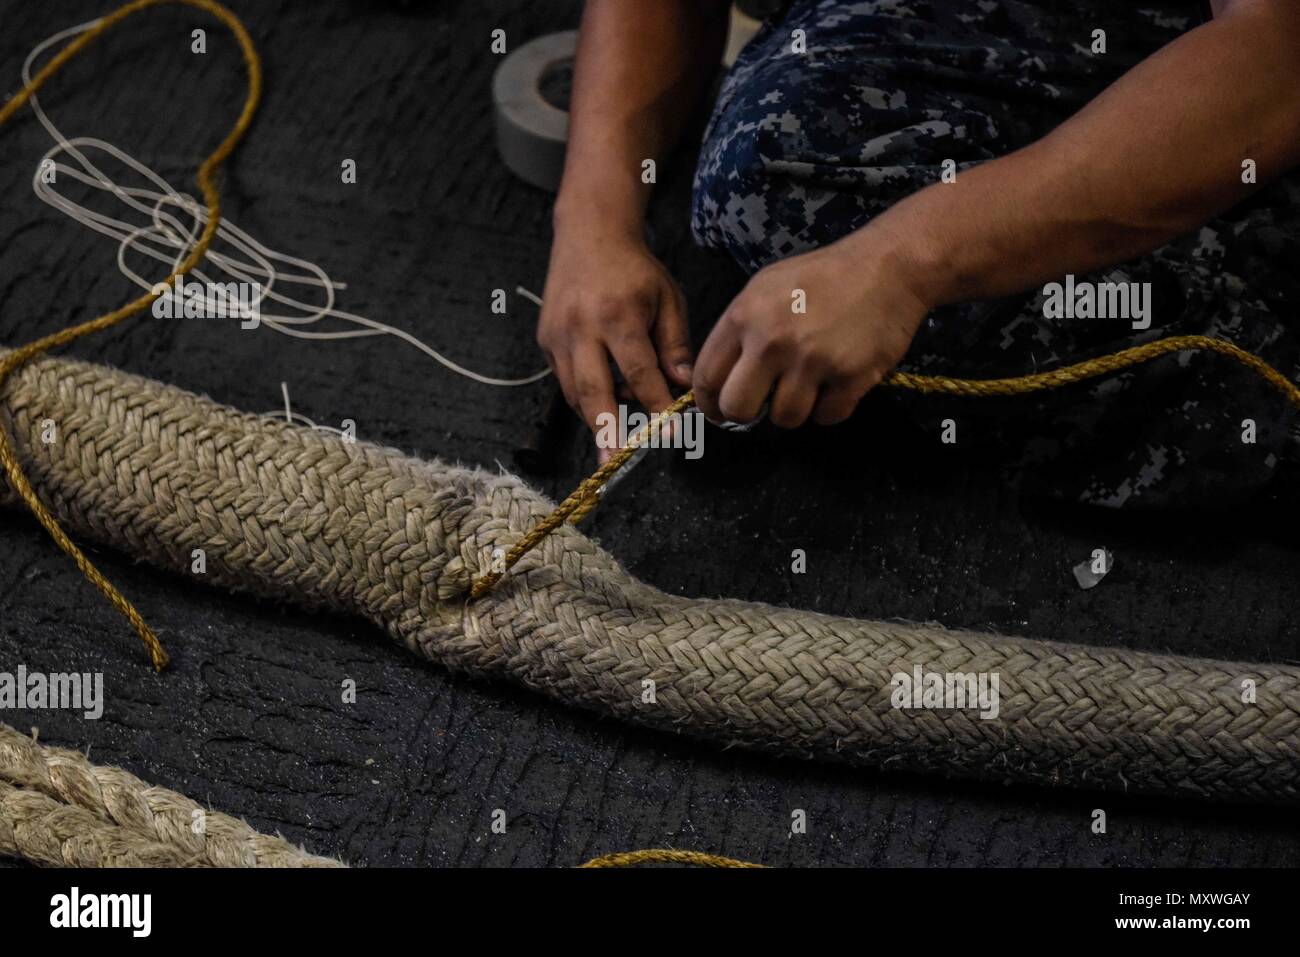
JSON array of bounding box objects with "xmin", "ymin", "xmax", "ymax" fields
[{"xmin": 690, "ymin": 0, "xmax": 1300, "ymax": 507}]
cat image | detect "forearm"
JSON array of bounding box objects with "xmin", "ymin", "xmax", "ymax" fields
[
  {"xmin": 865, "ymin": 0, "xmax": 1300, "ymax": 309},
  {"xmin": 554, "ymin": 0, "xmax": 729, "ymax": 238}
]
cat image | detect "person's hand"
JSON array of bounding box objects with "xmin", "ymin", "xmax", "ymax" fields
[
  {"xmin": 692, "ymin": 233, "xmax": 930, "ymax": 428},
  {"xmin": 538, "ymin": 225, "xmax": 692, "ymax": 462}
]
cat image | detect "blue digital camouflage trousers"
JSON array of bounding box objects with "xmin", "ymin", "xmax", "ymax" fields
[{"xmin": 690, "ymin": 0, "xmax": 1300, "ymax": 508}]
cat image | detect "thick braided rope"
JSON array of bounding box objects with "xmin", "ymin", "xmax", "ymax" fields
[
  {"xmin": 0, "ymin": 720, "xmax": 742, "ymax": 868},
  {"xmin": 473, "ymin": 335, "xmax": 1300, "ymax": 596},
  {"xmin": 0, "ymin": 779, "xmax": 188, "ymax": 867},
  {"xmin": 0, "ymin": 0, "xmax": 262, "ymax": 672},
  {"xmin": 0, "ymin": 723, "xmax": 342, "ymax": 867},
  {"xmin": 2, "ymin": 351, "xmax": 1296, "ymax": 803}
]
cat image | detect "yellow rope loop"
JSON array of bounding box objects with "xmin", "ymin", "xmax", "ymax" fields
[
  {"xmin": 0, "ymin": 0, "xmax": 262, "ymax": 670},
  {"xmin": 472, "ymin": 333, "xmax": 1300, "ymax": 599},
  {"xmin": 579, "ymin": 848, "xmax": 764, "ymax": 868}
]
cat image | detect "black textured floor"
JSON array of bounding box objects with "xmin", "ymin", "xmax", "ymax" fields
[{"xmin": 0, "ymin": 0, "xmax": 1297, "ymax": 868}]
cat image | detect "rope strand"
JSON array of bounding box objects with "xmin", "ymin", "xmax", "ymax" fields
[
  {"xmin": 469, "ymin": 390, "xmax": 696, "ymax": 598},
  {"xmin": 580, "ymin": 849, "xmax": 764, "ymax": 868}
]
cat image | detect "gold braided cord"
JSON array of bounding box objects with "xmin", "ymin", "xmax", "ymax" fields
[
  {"xmin": 579, "ymin": 848, "xmax": 765, "ymax": 868},
  {"xmin": 887, "ymin": 333, "xmax": 1300, "ymax": 403},
  {"xmin": 471, "ymin": 333, "xmax": 1300, "ymax": 597},
  {"xmin": 0, "ymin": 0, "xmax": 263, "ymax": 670},
  {"xmin": 469, "ymin": 390, "xmax": 696, "ymax": 598}
]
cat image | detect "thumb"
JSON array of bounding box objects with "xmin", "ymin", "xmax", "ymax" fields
[{"xmin": 654, "ymin": 284, "xmax": 694, "ymax": 387}]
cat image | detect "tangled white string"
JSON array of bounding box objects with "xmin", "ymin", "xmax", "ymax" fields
[{"xmin": 22, "ymin": 19, "xmax": 552, "ymax": 389}]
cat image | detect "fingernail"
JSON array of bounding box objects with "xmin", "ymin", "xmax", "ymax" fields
[{"xmin": 676, "ymin": 362, "xmax": 693, "ymax": 378}]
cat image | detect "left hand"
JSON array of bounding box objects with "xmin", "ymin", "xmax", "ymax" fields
[{"xmin": 692, "ymin": 234, "xmax": 931, "ymax": 428}]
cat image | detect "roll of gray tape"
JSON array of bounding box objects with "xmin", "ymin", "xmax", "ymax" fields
[{"xmin": 492, "ymin": 31, "xmax": 577, "ymax": 192}]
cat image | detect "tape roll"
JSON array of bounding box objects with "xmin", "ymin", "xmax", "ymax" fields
[{"xmin": 493, "ymin": 31, "xmax": 577, "ymax": 192}]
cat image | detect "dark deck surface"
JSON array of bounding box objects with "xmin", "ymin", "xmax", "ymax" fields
[{"xmin": 0, "ymin": 0, "xmax": 1297, "ymax": 867}]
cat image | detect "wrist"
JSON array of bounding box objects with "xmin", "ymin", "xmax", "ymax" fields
[
  {"xmin": 836, "ymin": 207, "xmax": 956, "ymax": 314},
  {"xmin": 553, "ymin": 179, "xmax": 648, "ymax": 246},
  {"xmin": 851, "ymin": 147, "xmax": 1061, "ymax": 309}
]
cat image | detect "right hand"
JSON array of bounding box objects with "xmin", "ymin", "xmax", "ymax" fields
[{"xmin": 537, "ymin": 226, "xmax": 693, "ymax": 462}]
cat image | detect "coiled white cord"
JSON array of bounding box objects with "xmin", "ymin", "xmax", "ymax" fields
[{"xmin": 21, "ymin": 18, "xmax": 552, "ymax": 389}]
